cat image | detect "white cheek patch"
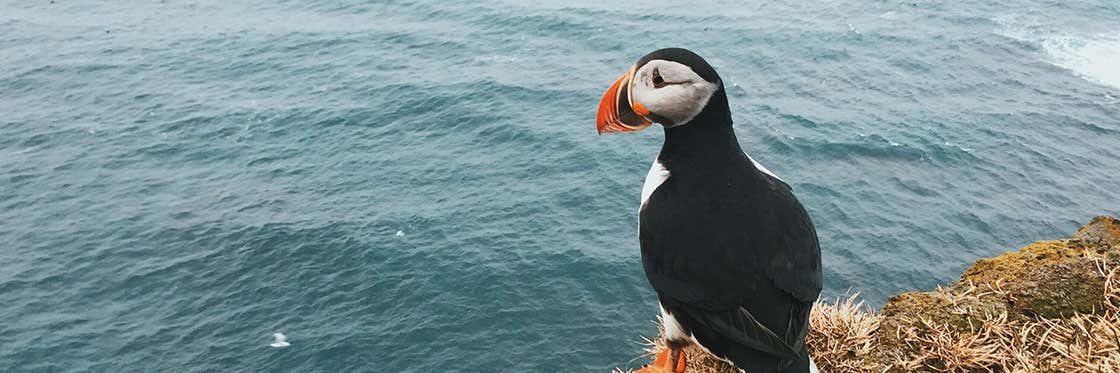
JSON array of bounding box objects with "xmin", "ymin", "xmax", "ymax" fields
[{"xmin": 630, "ymin": 60, "xmax": 718, "ymax": 126}]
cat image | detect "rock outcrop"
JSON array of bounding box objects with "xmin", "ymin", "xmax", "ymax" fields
[{"xmin": 622, "ymin": 216, "xmax": 1120, "ymax": 373}]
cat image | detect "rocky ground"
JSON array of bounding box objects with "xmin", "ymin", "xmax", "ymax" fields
[{"xmin": 623, "ymin": 216, "xmax": 1120, "ymax": 373}]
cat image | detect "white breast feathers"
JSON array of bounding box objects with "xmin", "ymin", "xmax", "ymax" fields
[{"xmin": 640, "ymin": 160, "xmax": 671, "ymax": 207}]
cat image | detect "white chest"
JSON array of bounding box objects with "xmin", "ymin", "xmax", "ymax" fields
[{"xmin": 640, "ymin": 159, "xmax": 671, "ymax": 208}]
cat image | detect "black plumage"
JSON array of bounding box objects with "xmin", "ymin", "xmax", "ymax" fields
[{"xmin": 636, "ymin": 49, "xmax": 822, "ymax": 372}]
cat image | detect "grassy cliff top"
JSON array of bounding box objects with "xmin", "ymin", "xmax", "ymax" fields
[{"xmin": 620, "ymin": 216, "xmax": 1120, "ymax": 373}]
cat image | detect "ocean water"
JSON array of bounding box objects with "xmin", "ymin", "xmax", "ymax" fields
[{"xmin": 1, "ymin": 0, "xmax": 1118, "ymax": 371}]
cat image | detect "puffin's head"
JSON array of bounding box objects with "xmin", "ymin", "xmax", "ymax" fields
[{"xmin": 596, "ymin": 48, "xmax": 722, "ymax": 134}]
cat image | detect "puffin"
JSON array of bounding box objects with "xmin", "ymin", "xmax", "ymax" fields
[{"xmin": 596, "ymin": 48, "xmax": 822, "ymax": 373}]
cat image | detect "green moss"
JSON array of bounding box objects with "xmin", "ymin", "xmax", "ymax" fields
[
  {"xmin": 961, "ymin": 240, "xmax": 1086, "ymax": 285},
  {"xmin": 1006, "ymin": 260, "xmax": 1107, "ymax": 318}
]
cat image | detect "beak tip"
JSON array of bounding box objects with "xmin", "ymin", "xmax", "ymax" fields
[{"xmin": 595, "ymin": 67, "xmax": 652, "ymax": 135}]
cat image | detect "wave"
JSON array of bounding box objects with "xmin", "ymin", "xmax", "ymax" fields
[
  {"xmin": 994, "ymin": 15, "xmax": 1120, "ymax": 90},
  {"xmin": 1041, "ymin": 34, "xmax": 1120, "ymax": 90}
]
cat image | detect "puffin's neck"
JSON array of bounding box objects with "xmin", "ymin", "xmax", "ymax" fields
[{"xmin": 657, "ymin": 88, "xmax": 744, "ymax": 170}]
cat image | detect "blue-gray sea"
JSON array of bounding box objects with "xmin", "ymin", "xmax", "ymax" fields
[{"xmin": 2, "ymin": 1, "xmax": 1118, "ymax": 371}]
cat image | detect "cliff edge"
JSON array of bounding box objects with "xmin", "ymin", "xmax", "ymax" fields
[{"xmin": 622, "ymin": 216, "xmax": 1120, "ymax": 373}]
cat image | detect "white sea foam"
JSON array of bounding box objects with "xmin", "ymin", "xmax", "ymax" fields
[
  {"xmin": 994, "ymin": 15, "xmax": 1120, "ymax": 90},
  {"xmin": 1040, "ymin": 34, "xmax": 1120, "ymax": 90},
  {"xmin": 270, "ymin": 333, "xmax": 290, "ymax": 348}
]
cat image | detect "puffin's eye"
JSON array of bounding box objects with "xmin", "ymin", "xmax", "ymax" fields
[{"xmin": 652, "ymin": 69, "xmax": 666, "ymax": 88}]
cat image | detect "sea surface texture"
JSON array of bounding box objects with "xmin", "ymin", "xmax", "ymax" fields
[{"xmin": 2, "ymin": 1, "xmax": 1118, "ymax": 371}]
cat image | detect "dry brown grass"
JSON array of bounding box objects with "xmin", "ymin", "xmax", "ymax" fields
[
  {"xmin": 619, "ymin": 266, "xmax": 1120, "ymax": 373},
  {"xmin": 805, "ymin": 293, "xmax": 881, "ymax": 373}
]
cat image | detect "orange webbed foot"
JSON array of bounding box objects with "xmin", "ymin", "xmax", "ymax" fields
[{"xmin": 635, "ymin": 349, "xmax": 686, "ymax": 373}]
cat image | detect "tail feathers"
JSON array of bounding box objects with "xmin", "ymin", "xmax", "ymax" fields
[
  {"xmin": 683, "ymin": 306, "xmax": 802, "ymax": 360},
  {"xmin": 776, "ymin": 345, "xmax": 812, "ymax": 373}
]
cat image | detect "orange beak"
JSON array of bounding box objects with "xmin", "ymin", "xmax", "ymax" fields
[{"xmin": 596, "ymin": 66, "xmax": 653, "ymax": 134}]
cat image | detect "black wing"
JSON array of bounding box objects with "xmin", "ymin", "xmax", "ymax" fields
[{"xmin": 639, "ymin": 166, "xmax": 821, "ymax": 369}]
